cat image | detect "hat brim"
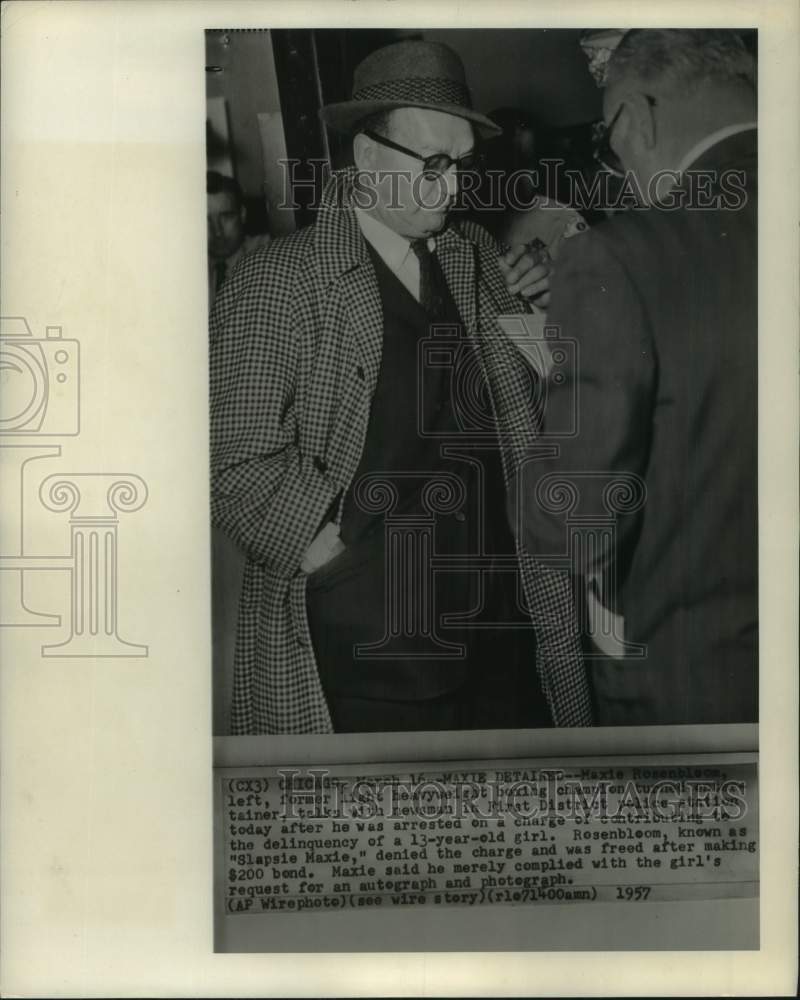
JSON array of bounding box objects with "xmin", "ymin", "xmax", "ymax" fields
[{"xmin": 320, "ymin": 100, "xmax": 502, "ymax": 138}]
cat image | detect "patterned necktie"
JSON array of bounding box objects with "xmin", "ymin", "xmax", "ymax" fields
[{"xmin": 410, "ymin": 238, "xmax": 445, "ymax": 318}]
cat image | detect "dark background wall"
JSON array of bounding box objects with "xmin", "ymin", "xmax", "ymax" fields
[
  {"xmin": 206, "ymin": 27, "xmax": 756, "ymax": 213},
  {"xmin": 206, "ymin": 30, "xmax": 293, "ymax": 236},
  {"xmin": 206, "ymin": 28, "xmax": 603, "ymax": 213},
  {"xmin": 424, "ymin": 29, "xmax": 601, "ymax": 126},
  {"xmin": 206, "ymin": 31, "xmax": 283, "ymax": 196}
]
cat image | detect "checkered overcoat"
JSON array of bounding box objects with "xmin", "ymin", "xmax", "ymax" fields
[{"xmin": 210, "ymin": 168, "xmax": 593, "ymax": 733}]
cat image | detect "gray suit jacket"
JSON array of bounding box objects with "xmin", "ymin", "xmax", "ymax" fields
[{"xmin": 516, "ymin": 130, "xmax": 758, "ymax": 725}]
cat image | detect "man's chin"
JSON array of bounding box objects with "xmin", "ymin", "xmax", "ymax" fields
[{"xmin": 419, "ymin": 210, "xmax": 449, "ymax": 234}]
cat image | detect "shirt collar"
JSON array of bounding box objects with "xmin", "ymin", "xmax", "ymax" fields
[
  {"xmin": 677, "ymin": 122, "xmax": 757, "ymax": 175},
  {"xmin": 353, "ymin": 207, "xmax": 415, "ymax": 273}
]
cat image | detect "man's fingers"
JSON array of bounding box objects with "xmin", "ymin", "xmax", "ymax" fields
[
  {"xmin": 499, "ymin": 247, "xmax": 531, "ymax": 284},
  {"xmin": 501, "ymin": 245, "xmax": 552, "ymax": 292},
  {"xmin": 500, "ymin": 245, "xmax": 527, "ymax": 269},
  {"xmin": 508, "ymin": 278, "xmax": 549, "ymax": 299},
  {"xmin": 506, "ymin": 262, "xmax": 550, "ymax": 296}
]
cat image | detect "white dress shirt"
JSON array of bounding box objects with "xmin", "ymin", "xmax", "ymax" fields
[{"xmin": 354, "ymin": 208, "xmax": 435, "ymax": 302}]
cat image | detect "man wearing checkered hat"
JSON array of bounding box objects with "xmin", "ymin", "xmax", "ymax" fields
[{"xmin": 210, "ymin": 40, "xmax": 592, "ymax": 734}]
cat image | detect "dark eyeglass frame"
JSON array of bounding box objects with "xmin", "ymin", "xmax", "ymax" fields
[
  {"xmin": 593, "ymin": 94, "xmax": 657, "ymax": 177},
  {"xmin": 362, "ymin": 129, "xmax": 483, "ymax": 179}
]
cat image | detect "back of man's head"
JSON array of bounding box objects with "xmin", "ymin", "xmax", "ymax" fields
[
  {"xmin": 607, "ymin": 29, "xmax": 755, "ymax": 99},
  {"xmin": 603, "ymin": 30, "xmax": 756, "ymax": 196}
]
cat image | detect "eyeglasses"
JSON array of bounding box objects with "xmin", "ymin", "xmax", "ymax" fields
[
  {"xmin": 362, "ymin": 129, "xmax": 484, "ymax": 180},
  {"xmin": 593, "ymin": 95, "xmax": 657, "ymax": 177}
]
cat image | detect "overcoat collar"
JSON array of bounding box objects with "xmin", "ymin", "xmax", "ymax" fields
[
  {"xmin": 313, "ymin": 169, "xmax": 371, "ymax": 287},
  {"xmin": 313, "ymin": 166, "xmax": 479, "ymax": 334},
  {"xmin": 312, "ymin": 168, "xmax": 481, "ymax": 393}
]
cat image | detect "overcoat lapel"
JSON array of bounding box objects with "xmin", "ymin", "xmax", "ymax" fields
[
  {"xmin": 437, "ymin": 228, "xmax": 478, "ymax": 335},
  {"xmin": 323, "ymin": 266, "xmax": 383, "ymax": 479},
  {"xmin": 313, "ymin": 175, "xmax": 383, "ymax": 472},
  {"xmin": 336, "ymin": 266, "xmax": 383, "ymax": 393}
]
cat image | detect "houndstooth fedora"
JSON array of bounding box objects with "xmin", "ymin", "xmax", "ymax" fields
[{"xmin": 320, "ymin": 40, "xmax": 502, "ymax": 137}]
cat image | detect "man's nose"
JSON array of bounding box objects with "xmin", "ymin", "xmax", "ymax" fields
[
  {"xmin": 435, "ymin": 166, "xmax": 459, "ymax": 205},
  {"xmin": 209, "ymin": 216, "xmax": 223, "ymax": 237},
  {"xmin": 442, "ymin": 166, "xmax": 459, "ymax": 199}
]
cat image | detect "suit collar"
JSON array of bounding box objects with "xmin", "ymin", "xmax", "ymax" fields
[{"xmin": 681, "ymin": 125, "xmax": 757, "ymax": 175}]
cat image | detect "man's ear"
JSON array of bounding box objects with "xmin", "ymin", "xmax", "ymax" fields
[
  {"xmin": 352, "ymin": 132, "xmax": 375, "ymax": 171},
  {"xmin": 624, "ymin": 92, "xmax": 657, "ymax": 151}
]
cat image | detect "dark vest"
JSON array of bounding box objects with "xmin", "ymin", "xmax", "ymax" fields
[{"xmin": 306, "ymin": 242, "xmax": 545, "ymax": 720}]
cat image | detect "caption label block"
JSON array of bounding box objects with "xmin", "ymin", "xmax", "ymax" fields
[{"xmin": 218, "ymin": 760, "xmax": 758, "ymax": 913}]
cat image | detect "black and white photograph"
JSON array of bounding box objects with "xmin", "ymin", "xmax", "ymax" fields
[
  {"xmin": 209, "ymin": 27, "xmax": 758, "ymax": 736},
  {"xmin": 205, "ymin": 24, "xmax": 769, "ymax": 957},
  {"xmin": 2, "ymin": 2, "xmax": 796, "ymax": 994}
]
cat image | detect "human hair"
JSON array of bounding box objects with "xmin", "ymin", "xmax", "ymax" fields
[
  {"xmin": 206, "ymin": 170, "xmax": 243, "ymax": 205},
  {"xmin": 352, "ymin": 109, "xmax": 397, "ymax": 138},
  {"xmin": 606, "ymin": 29, "xmax": 756, "ymax": 98}
]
